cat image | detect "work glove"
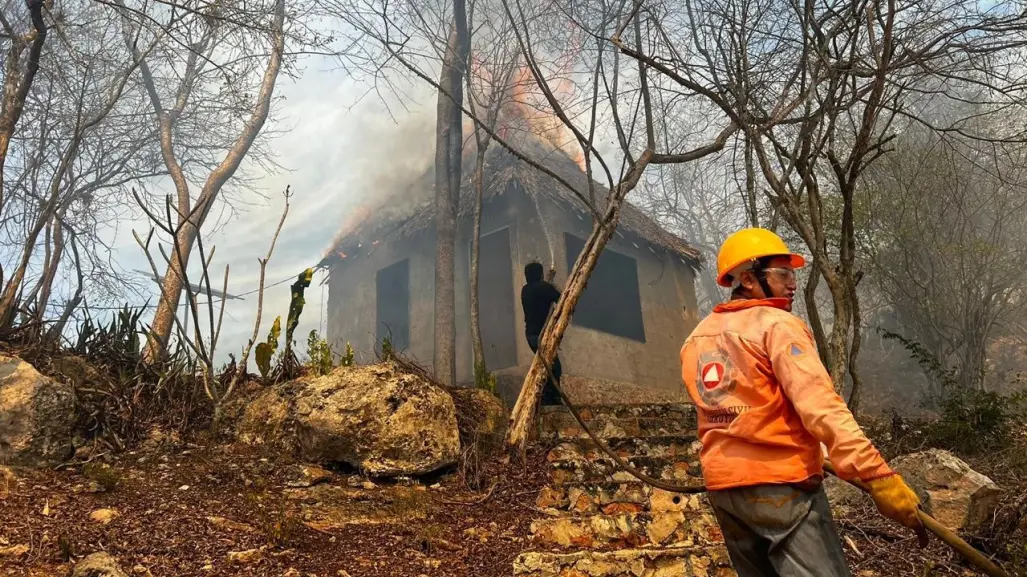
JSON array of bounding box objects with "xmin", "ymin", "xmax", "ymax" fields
[{"xmin": 866, "ymin": 474, "xmax": 929, "ymax": 546}]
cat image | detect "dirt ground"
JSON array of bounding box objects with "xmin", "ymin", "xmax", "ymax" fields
[
  {"xmin": 0, "ymin": 442, "xmax": 550, "ymax": 577},
  {"xmin": 1, "ymin": 440, "xmax": 1023, "ymax": 577}
]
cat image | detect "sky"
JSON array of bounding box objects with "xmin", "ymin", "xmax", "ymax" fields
[{"xmin": 107, "ymin": 56, "xmax": 441, "ymax": 365}]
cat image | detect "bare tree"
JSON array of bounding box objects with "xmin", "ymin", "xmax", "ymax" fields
[
  {"xmin": 864, "ymin": 121, "xmax": 1027, "ymax": 396},
  {"xmin": 0, "ymin": 0, "xmax": 46, "ymax": 221},
  {"xmin": 618, "ymin": 0, "xmax": 1027, "ymax": 415},
  {"xmin": 0, "ymin": 2, "xmax": 161, "ymax": 333},
  {"xmin": 433, "ymin": 18, "xmax": 469, "ymax": 386},
  {"xmin": 116, "ymin": 0, "xmax": 288, "ymax": 362},
  {"xmin": 466, "ymin": 0, "xmax": 520, "ymax": 386}
]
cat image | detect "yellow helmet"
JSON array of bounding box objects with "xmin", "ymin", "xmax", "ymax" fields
[{"xmin": 716, "ymin": 228, "xmax": 806, "ymax": 287}]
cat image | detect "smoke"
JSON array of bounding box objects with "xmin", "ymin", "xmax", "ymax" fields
[{"xmin": 323, "ymin": 112, "xmax": 437, "ymax": 257}]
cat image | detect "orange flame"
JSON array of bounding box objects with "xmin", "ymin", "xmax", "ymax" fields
[{"xmin": 465, "ymin": 53, "xmax": 586, "ymax": 171}]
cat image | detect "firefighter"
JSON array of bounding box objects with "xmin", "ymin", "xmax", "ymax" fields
[
  {"xmin": 521, "ymin": 261, "xmax": 562, "ymax": 406},
  {"xmin": 680, "ymin": 228, "xmax": 925, "ymax": 577}
]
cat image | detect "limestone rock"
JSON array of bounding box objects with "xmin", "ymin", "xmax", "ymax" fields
[
  {"xmin": 236, "ymin": 387, "xmax": 291, "ymax": 447},
  {"xmin": 0, "ymin": 355, "xmax": 76, "ymax": 467},
  {"xmin": 293, "ymin": 364, "xmax": 459, "ymax": 477},
  {"xmin": 72, "ymin": 552, "xmax": 129, "ymax": 577},
  {"xmin": 89, "ymin": 508, "xmax": 120, "ymax": 525},
  {"xmin": 448, "ymin": 387, "xmax": 508, "ymax": 441},
  {"xmin": 823, "ymin": 475, "xmax": 866, "ymax": 514},
  {"xmin": 286, "ymin": 464, "xmax": 334, "ymax": 488},
  {"xmin": 0, "ymin": 544, "xmax": 29, "ymax": 559},
  {"xmin": 227, "ymin": 548, "xmax": 264, "ymax": 565},
  {"xmin": 891, "ymin": 449, "xmax": 1002, "ymax": 531}
]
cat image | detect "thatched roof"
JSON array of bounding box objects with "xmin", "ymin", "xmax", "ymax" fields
[{"xmin": 321, "ymin": 138, "xmax": 702, "ymax": 269}]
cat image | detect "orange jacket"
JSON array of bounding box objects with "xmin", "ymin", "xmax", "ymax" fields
[{"xmin": 680, "ymin": 298, "xmax": 892, "ymax": 490}]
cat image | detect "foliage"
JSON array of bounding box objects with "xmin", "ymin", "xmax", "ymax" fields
[
  {"xmin": 379, "ymin": 335, "xmax": 394, "ymax": 361},
  {"xmin": 341, "ymin": 342, "xmax": 355, "ymax": 367},
  {"xmin": 43, "ymin": 307, "xmax": 212, "ymax": 449},
  {"xmin": 82, "ymin": 463, "xmax": 122, "ymax": 492},
  {"xmin": 285, "ymin": 269, "xmax": 314, "ymax": 352},
  {"xmin": 305, "ymin": 330, "xmax": 333, "ymax": 376},
  {"xmin": 255, "ymin": 317, "xmax": 281, "ymax": 380},
  {"xmin": 246, "ymin": 489, "xmax": 300, "ymax": 549},
  {"xmin": 473, "ymin": 358, "xmax": 497, "ymax": 394},
  {"xmin": 881, "ymin": 329, "xmax": 1026, "ymax": 453},
  {"xmin": 73, "ymin": 306, "xmax": 143, "ymax": 366}
]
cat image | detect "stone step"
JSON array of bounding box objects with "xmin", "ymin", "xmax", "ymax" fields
[
  {"xmin": 547, "ymin": 435, "xmax": 701, "ymax": 464},
  {"xmin": 539, "ymin": 410, "xmax": 697, "ymax": 440},
  {"xmin": 536, "ymin": 482, "xmax": 709, "ymax": 515},
  {"xmin": 530, "ymin": 510, "xmax": 723, "ymax": 550},
  {"xmin": 549, "ymin": 454, "xmax": 703, "ymax": 486},
  {"xmin": 513, "ymin": 546, "xmax": 735, "ymax": 577}
]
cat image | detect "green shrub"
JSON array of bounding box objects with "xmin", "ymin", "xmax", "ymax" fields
[
  {"xmin": 341, "ymin": 342, "xmax": 355, "ymax": 367},
  {"xmin": 305, "ymin": 330, "xmax": 333, "ymax": 376},
  {"xmin": 881, "ymin": 329, "xmax": 1027, "ymax": 454},
  {"xmin": 473, "ymin": 357, "xmax": 497, "ymax": 394},
  {"xmin": 255, "ymin": 317, "xmax": 281, "ymax": 380}
]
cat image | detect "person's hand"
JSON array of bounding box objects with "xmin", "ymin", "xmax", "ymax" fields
[
  {"xmin": 866, "ymin": 474, "xmax": 928, "ymax": 546},
  {"xmin": 546, "ymin": 267, "xmax": 556, "ymax": 282}
]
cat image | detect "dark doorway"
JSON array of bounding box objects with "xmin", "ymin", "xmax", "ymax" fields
[
  {"xmin": 376, "ymin": 259, "xmax": 410, "ymax": 351},
  {"xmin": 476, "ymin": 227, "xmax": 517, "ymax": 369},
  {"xmin": 564, "ymin": 233, "xmax": 646, "ymax": 342}
]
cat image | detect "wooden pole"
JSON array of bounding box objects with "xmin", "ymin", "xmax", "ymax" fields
[{"xmin": 823, "ymin": 462, "xmax": 1009, "ymax": 577}]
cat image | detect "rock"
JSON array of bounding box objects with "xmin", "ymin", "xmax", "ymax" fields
[
  {"xmin": 283, "ymin": 569, "xmax": 301, "ymax": 577},
  {"xmin": 0, "ymin": 355, "xmax": 76, "ymax": 467},
  {"xmin": 140, "ymin": 427, "xmax": 182, "ymax": 452},
  {"xmin": 293, "ymin": 364, "xmax": 460, "ymax": 477},
  {"xmin": 227, "ymin": 548, "xmax": 264, "ymax": 565},
  {"xmin": 448, "ymin": 387, "xmax": 508, "ymax": 441},
  {"xmin": 286, "ymin": 464, "xmax": 334, "ymax": 488},
  {"xmin": 0, "ymin": 544, "xmax": 29, "ymax": 559},
  {"xmin": 88, "ymin": 508, "xmax": 120, "ymax": 525},
  {"xmin": 206, "ymin": 516, "xmax": 258, "ymax": 533},
  {"xmin": 131, "ymin": 566, "xmax": 154, "ymax": 577},
  {"xmin": 72, "ymin": 552, "xmax": 129, "ymax": 577},
  {"xmin": 823, "ymin": 475, "xmax": 866, "ymax": 515},
  {"xmin": 891, "ymin": 449, "xmax": 1002, "ymax": 531},
  {"xmin": 237, "ymin": 387, "xmax": 292, "ymax": 447}
]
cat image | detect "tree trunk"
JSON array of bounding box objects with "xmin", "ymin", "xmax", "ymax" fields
[
  {"xmin": 469, "ymin": 149, "xmax": 487, "ymax": 384},
  {"xmin": 35, "ymin": 215, "xmax": 66, "ymax": 323},
  {"xmin": 432, "ymin": 14, "xmax": 468, "ymax": 386},
  {"xmin": 846, "ymin": 277, "xmax": 864, "ymax": 417},
  {"xmin": 0, "ymin": 0, "xmax": 47, "ymax": 216},
  {"xmin": 47, "ymin": 229, "xmax": 84, "ymax": 342},
  {"xmin": 141, "ymin": 0, "xmax": 285, "ymax": 361},
  {"xmin": 506, "ymin": 151, "xmax": 654, "ymax": 454}
]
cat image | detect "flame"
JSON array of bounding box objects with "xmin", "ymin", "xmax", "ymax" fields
[{"xmin": 466, "ymin": 54, "xmax": 586, "ymax": 171}]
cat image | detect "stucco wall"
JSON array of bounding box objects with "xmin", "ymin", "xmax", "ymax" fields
[
  {"xmin": 511, "ymin": 198, "xmax": 700, "ymax": 395},
  {"xmin": 326, "ymin": 229, "xmax": 436, "ymax": 366},
  {"xmin": 327, "ymin": 183, "xmax": 701, "ymax": 400}
]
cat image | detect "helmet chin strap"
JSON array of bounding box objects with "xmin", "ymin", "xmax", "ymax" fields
[{"xmin": 751, "ymin": 258, "xmax": 775, "ymax": 299}]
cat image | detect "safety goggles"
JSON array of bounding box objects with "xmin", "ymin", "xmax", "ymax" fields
[{"xmin": 760, "ymin": 267, "xmax": 797, "ymax": 283}]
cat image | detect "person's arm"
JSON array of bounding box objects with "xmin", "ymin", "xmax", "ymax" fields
[
  {"xmin": 767, "ymin": 316, "xmax": 926, "ymax": 539},
  {"xmin": 766, "ymin": 318, "xmax": 891, "ymax": 482}
]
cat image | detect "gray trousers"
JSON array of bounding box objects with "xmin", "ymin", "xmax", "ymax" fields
[{"xmin": 708, "ymin": 484, "xmax": 852, "ymax": 577}]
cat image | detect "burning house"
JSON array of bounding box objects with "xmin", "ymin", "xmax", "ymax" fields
[{"xmin": 320, "ymin": 135, "xmax": 704, "ymax": 403}]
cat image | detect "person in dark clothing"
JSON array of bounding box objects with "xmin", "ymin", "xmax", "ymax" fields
[{"xmin": 521, "ymin": 261, "xmax": 563, "ymax": 406}]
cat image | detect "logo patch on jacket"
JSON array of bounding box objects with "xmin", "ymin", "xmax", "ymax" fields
[
  {"xmin": 701, "ymin": 362, "xmax": 725, "ymax": 388},
  {"xmin": 696, "ymin": 351, "xmax": 737, "ymax": 406},
  {"xmin": 789, "ymin": 343, "xmax": 805, "ymax": 357}
]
